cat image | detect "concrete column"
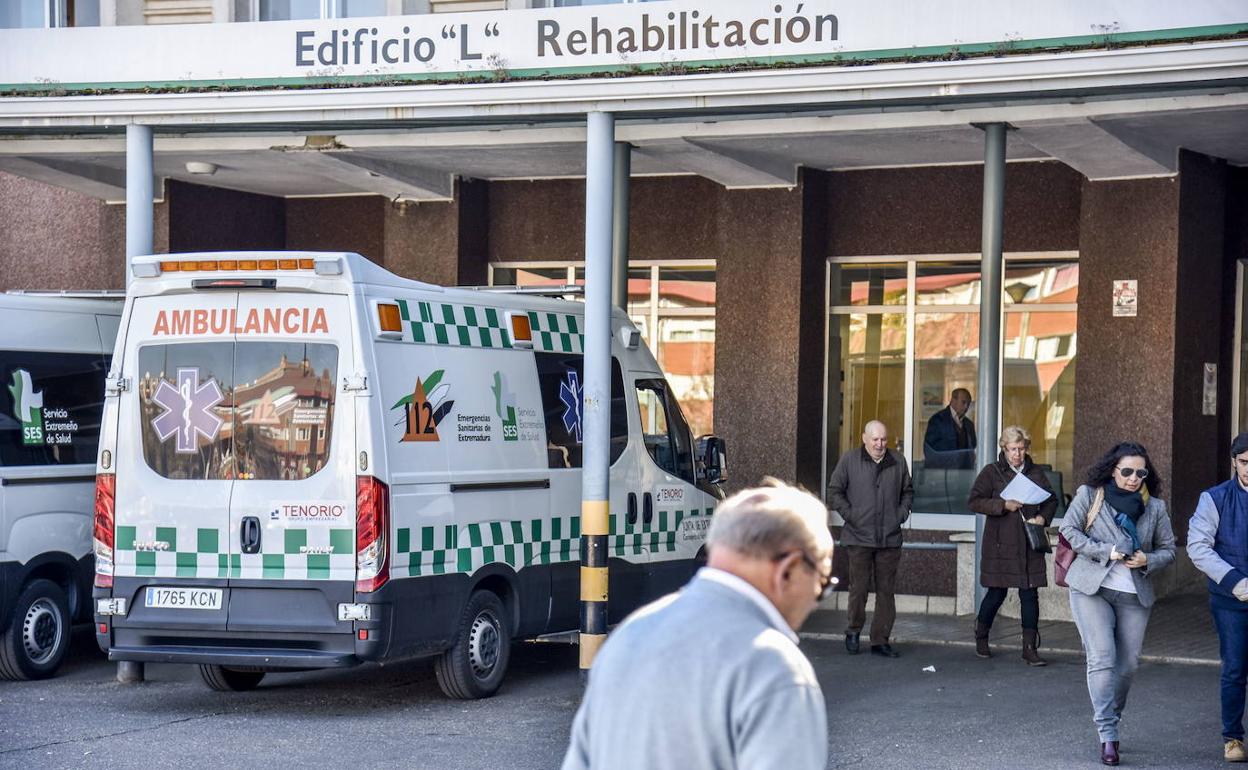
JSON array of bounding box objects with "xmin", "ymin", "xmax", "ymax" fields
[
  {"xmin": 579, "ymin": 112, "xmax": 615, "ymax": 675},
  {"xmin": 974, "ymin": 123, "xmax": 1007, "ymax": 614},
  {"xmin": 611, "ymin": 143, "xmax": 631, "ymax": 309},
  {"xmin": 125, "ymin": 124, "xmax": 154, "ymax": 288}
]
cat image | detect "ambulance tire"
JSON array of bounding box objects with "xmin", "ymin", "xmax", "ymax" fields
[
  {"xmin": 198, "ymin": 664, "xmax": 266, "ymax": 692},
  {"xmin": 0, "ymin": 579, "xmax": 71, "ymax": 681},
  {"xmin": 435, "ymin": 590, "xmax": 510, "ymax": 700}
]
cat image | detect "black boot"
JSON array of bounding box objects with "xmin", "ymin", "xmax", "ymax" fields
[
  {"xmin": 974, "ymin": 621, "xmax": 992, "ymax": 658},
  {"xmin": 1022, "ymin": 628, "xmax": 1048, "ymax": 666}
]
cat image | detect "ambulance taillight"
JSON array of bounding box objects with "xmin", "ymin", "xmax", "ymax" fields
[
  {"xmin": 93, "ymin": 474, "xmax": 115, "ymax": 589},
  {"xmin": 355, "ymin": 476, "xmax": 390, "ymax": 593}
]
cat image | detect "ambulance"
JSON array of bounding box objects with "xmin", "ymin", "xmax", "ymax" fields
[
  {"xmin": 0, "ymin": 293, "xmax": 120, "ymax": 680},
  {"xmin": 92, "ymin": 252, "xmax": 726, "ymax": 697}
]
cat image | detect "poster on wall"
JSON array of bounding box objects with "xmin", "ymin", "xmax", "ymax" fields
[
  {"xmin": 1112, "ymin": 280, "xmax": 1138, "ymax": 318},
  {"xmin": 1204, "ymin": 363, "xmax": 1218, "ymax": 417}
]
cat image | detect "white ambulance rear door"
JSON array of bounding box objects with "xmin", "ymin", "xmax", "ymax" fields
[
  {"xmin": 226, "ymin": 293, "xmax": 355, "ymax": 594},
  {"xmin": 114, "ymin": 294, "xmax": 237, "ymax": 625}
]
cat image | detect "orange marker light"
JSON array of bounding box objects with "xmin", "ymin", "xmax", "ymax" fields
[
  {"xmin": 258, "ymin": 259, "xmax": 278, "ymax": 271},
  {"xmin": 160, "ymin": 261, "xmax": 180, "ymax": 272},
  {"xmin": 510, "ymin": 312, "xmax": 532, "ymax": 343},
  {"xmin": 378, "ymin": 303, "xmax": 402, "ymax": 332},
  {"xmin": 218, "ymin": 260, "xmax": 238, "ymax": 271}
]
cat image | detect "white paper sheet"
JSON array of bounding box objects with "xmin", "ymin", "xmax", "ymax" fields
[{"xmin": 1000, "ymin": 472, "xmax": 1052, "ymax": 505}]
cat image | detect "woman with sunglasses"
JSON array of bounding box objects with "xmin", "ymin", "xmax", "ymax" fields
[
  {"xmin": 967, "ymin": 425, "xmax": 1058, "ymax": 665},
  {"xmin": 1060, "ymin": 442, "xmax": 1176, "ymax": 766}
]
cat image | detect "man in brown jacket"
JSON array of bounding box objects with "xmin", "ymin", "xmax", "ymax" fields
[{"xmin": 827, "ymin": 420, "xmax": 913, "ymax": 658}]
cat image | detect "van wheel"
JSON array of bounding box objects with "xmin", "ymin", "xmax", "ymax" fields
[
  {"xmin": 435, "ymin": 590, "xmax": 510, "ymax": 700},
  {"xmin": 199, "ymin": 664, "xmax": 266, "ymax": 692},
  {"xmin": 0, "ymin": 579, "xmax": 71, "ymax": 681}
]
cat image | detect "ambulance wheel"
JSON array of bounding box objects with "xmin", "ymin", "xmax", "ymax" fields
[
  {"xmin": 435, "ymin": 590, "xmax": 510, "ymax": 700},
  {"xmin": 0, "ymin": 579, "xmax": 71, "ymax": 681},
  {"xmin": 199, "ymin": 664, "xmax": 266, "ymax": 692}
]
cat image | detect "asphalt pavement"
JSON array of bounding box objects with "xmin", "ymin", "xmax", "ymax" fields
[{"xmin": 0, "ymin": 624, "xmax": 1229, "ymax": 769}]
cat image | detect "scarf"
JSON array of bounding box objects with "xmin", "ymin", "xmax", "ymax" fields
[{"xmin": 1103, "ymin": 483, "xmax": 1145, "ymax": 552}]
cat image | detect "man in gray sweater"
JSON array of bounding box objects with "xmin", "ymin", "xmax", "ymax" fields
[{"xmin": 561, "ymin": 481, "xmax": 833, "ymax": 770}]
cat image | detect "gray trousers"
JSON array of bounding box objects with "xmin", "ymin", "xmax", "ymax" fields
[{"xmin": 1069, "ymin": 587, "xmax": 1152, "ymax": 742}]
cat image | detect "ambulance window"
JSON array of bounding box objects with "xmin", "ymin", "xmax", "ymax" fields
[
  {"xmin": 0, "ymin": 350, "xmax": 108, "ymax": 467},
  {"xmin": 137, "ymin": 342, "xmax": 337, "ymax": 480},
  {"xmin": 138, "ymin": 343, "xmax": 235, "ymax": 480},
  {"xmin": 635, "ymin": 379, "xmax": 695, "ymax": 484},
  {"xmin": 233, "ymin": 342, "xmax": 337, "ymax": 481},
  {"xmin": 535, "ymin": 353, "xmax": 627, "ymax": 469}
]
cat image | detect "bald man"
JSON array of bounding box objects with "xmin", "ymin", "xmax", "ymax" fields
[{"xmin": 827, "ymin": 421, "xmax": 913, "ymax": 657}]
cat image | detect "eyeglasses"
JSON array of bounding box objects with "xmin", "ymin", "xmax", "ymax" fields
[
  {"xmin": 776, "ymin": 550, "xmax": 836, "ymax": 601},
  {"xmin": 1116, "ymin": 467, "xmax": 1149, "ymax": 479}
]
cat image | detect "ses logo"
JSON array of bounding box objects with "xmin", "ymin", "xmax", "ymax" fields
[
  {"xmin": 8, "ymin": 369, "xmax": 44, "ymax": 446},
  {"xmin": 491, "ymin": 371, "xmax": 519, "ymax": 441},
  {"xmin": 391, "ymin": 369, "xmax": 454, "ymax": 443}
]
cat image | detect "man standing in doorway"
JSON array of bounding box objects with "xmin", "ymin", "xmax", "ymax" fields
[
  {"xmin": 924, "ymin": 388, "xmax": 977, "ymax": 453},
  {"xmin": 828, "ymin": 420, "xmax": 913, "ymax": 658}
]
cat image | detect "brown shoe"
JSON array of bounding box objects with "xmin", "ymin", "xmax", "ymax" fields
[
  {"xmin": 1227, "ymin": 739, "xmax": 1247, "ymax": 762},
  {"xmin": 974, "ymin": 621, "xmax": 991, "ymax": 658},
  {"xmin": 1101, "ymin": 741, "xmax": 1119, "ymax": 766},
  {"xmin": 1022, "ymin": 628, "xmax": 1048, "ymax": 667}
]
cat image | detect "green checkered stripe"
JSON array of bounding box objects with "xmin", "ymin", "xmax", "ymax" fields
[
  {"xmin": 237, "ymin": 527, "xmax": 355, "ymax": 581},
  {"xmin": 609, "ymin": 506, "xmax": 714, "ymax": 557},
  {"xmin": 114, "ymin": 524, "xmax": 353, "ymax": 580},
  {"xmin": 393, "ymin": 507, "xmax": 713, "ymax": 578},
  {"xmin": 527, "ymin": 311, "xmax": 584, "ymax": 354},
  {"xmin": 395, "ymin": 299, "xmax": 513, "ymax": 348}
]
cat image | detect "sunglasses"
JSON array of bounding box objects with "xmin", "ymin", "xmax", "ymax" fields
[
  {"xmin": 1116, "ymin": 467, "xmax": 1149, "ymax": 479},
  {"xmin": 776, "ymin": 550, "xmax": 837, "ymax": 600}
]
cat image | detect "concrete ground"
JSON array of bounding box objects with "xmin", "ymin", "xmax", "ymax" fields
[{"xmin": 0, "ymin": 606, "xmax": 1233, "ymax": 770}]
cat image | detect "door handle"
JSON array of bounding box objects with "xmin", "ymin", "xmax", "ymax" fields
[
  {"xmin": 240, "ymin": 516, "xmax": 262, "ymax": 554},
  {"xmin": 643, "ymin": 493, "xmax": 653, "ymax": 525},
  {"xmin": 627, "ymin": 493, "xmax": 638, "ymax": 525}
]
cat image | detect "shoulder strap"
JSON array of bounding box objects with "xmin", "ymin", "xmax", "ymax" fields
[{"xmin": 1084, "ymin": 487, "xmax": 1105, "ymax": 532}]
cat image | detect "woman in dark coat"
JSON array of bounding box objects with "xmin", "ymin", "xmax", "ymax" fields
[{"xmin": 967, "ymin": 425, "xmax": 1058, "ymax": 665}]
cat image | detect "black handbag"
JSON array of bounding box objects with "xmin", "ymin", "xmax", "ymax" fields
[{"xmin": 1021, "ymin": 513, "xmax": 1052, "ymax": 554}]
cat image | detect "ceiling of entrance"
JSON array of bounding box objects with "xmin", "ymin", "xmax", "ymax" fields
[{"xmin": 1, "ymin": 101, "xmax": 1245, "ymax": 202}]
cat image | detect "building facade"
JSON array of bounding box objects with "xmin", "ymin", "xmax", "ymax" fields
[{"xmin": 3, "ymin": 0, "xmax": 1248, "ymax": 604}]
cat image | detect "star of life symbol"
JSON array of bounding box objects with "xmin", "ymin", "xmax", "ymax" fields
[
  {"xmin": 151, "ymin": 368, "xmax": 224, "ymax": 453},
  {"xmin": 558, "ymin": 370, "xmax": 583, "ymax": 443}
]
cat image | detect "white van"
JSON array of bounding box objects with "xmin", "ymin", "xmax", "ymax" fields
[
  {"xmin": 93, "ymin": 252, "xmax": 726, "ymax": 697},
  {"xmin": 0, "ymin": 294, "xmax": 120, "ymax": 680}
]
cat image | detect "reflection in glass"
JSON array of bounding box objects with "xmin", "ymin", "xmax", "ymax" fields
[
  {"xmin": 825, "ymin": 312, "xmax": 906, "ymax": 484},
  {"xmin": 829, "ymin": 264, "xmax": 906, "ymax": 306},
  {"xmin": 339, "ymin": 0, "xmax": 384, "ymax": 16},
  {"xmin": 912, "ymin": 312, "xmax": 979, "ymax": 514},
  {"xmin": 658, "ymin": 266, "xmax": 716, "ymax": 309},
  {"xmin": 656, "ymin": 317, "xmax": 714, "ymax": 436},
  {"xmin": 138, "ymin": 343, "xmax": 337, "ymax": 481},
  {"xmin": 259, "ymin": 0, "xmax": 322, "ymax": 21}
]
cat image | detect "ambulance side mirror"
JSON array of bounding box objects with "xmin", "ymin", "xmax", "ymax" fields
[{"xmin": 697, "ymin": 435, "xmax": 727, "ymax": 486}]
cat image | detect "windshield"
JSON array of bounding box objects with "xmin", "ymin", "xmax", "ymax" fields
[{"xmin": 137, "ymin": 341, "xmax": 338, "ymax": 480}]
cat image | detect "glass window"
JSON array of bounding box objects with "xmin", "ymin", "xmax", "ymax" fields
[
  {"xmin": 138, "ymin": 342, "xmax": 338, "ymax": 481},
  {"xmin": 258, "ymin": 0, "xmax": 320, "ymax": 20},
  {"xmin": 535, "ymin": 353, "xmax": 627, "ymax": 469},
  {"xmin": 916, "ymin": 263, "xmax": 981, "ymax": 306},
  {"xmin": 826, "ymin": 256, "xmax": 1078, "ymax": 518},
  {"xmin": 825, "ymin": 312, "xmax": 906, "ymax": 483},
  {"xmin": 655, "ymin": 317, "xmax": 714, "ymax": 436},
  {"xmin": 1, "ymin": 0, "xmax": 48, "ymax": 27},
  {"xmin": 338, "ymin": 0, "xmax": 384, "ymax": 15},
  {"xmin": 635, "ymin": 379, "xmax": 695, "ymax": 483},
  {"xmin": 658, "ymin": 266, "xmax": 715, "ymax": 309},
  {"xmin": 0, "ymin": 351, "xmax": 108, "ymax": 466},
  {"xmin": 829, "ymin": 264, "xmax": 907, "ymax": 307},
  {"xmin": 913, "ymin": 311, "xmax": 979, "ymax": 514}
]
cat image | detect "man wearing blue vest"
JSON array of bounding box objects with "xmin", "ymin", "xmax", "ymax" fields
[{"xmin": 1189, "ymin": 431, "xmax": 1248, "ymax": 763}]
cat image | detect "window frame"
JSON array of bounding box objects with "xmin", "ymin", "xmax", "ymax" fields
[{"xmin": 822, "ymin": 251, "xmax": 1078, "ymax": 530}]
